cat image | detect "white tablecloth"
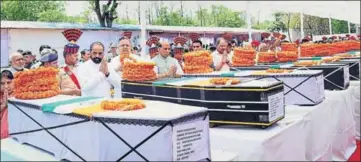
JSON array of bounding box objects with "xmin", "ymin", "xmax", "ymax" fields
[
  {"xmin": 210, "ymin": 89, "xmax": 356, "ymax": 161},
  {"xmin": 350, "ymin": 81, "xmax": 360, "ymax": 140},
  {"xmin": 0, "ymin": 138, "xmax": 238, "ymax": 161},
  {"xmin": 1, "ymin": 88, "xmax": 357, "ymax": 161}
]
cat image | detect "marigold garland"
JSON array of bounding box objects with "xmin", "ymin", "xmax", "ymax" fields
[
  {"xmin": 293, "ymin": 61, "xmax": 321, "ymax": 67},
  {"xmin": 122, "ymin": 61, "xmax": 157, "ymax": 81},
  {"xmin": 209, "ymin": 78, "xmax": 241, "ymax": 85},
  {"xmin": 258, "ymin": 51, "xmax": 276, "ymax": 63},
  {"xmin": 120, "ymin": 54, "xmax": 137, "ymax": 65},
  {"xmin": 276, "ymin": 51, "xmax": 298, "ymax": 62},
  {"xmin": 232, "ymin": 47, "xmax": 256, "ymax": 67},
  {"xmin": 266, "ymin": 69, "xmax": 293, "ymax": 73},
  {"xmin": 183, "ymin": 50, "xmax": 214, "ymax": 74},
  {"xmin": 13, "ymin": 67, "xmax": 59, "ymax": 99},
  {"xmin": 101, "ymin": 99, "xmax": 146, "ymax": 111},
  {"xmin": 280, "ymin": 43, "xmax": 298, "ymax": 52},
  {"xmin": 322, "ymin": 57, "xmax": 341, "ymax": 63},
  {"xmin": 300, "ymin": 41, "xmax": 360, "ymax": 57}
]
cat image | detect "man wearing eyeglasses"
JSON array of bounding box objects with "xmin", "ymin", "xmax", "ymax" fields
[
  {"xmin": 110, "ymin": 37, "xmax": 142, "ymax": 73},
  {"xmin": 7, "ymin": 52, "xmax": 27, "ymax": 75},
  {"xmin": 77, "ymin": 42, "xmax": 121, "ymax": 98}
]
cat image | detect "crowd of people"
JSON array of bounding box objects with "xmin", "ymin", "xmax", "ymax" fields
[{"xmin": 0, "ymin": 33, "xmax": 289, "ymax": 139}]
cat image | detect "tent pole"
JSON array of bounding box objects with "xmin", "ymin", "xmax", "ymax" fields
[
  {"xmin": 299, "ymin": 12, "xmax": 304, "ymax": 58},
  {"xmin": 300, "ymin": 12, "xmax": 304, "ymax": 39},
  {"xmin": 246, "ymin": 1, "xmax": 252, "ymax": 43},
  {"xmin": 329, "ymin": 15, "xmax": 332, "ymax": 35},
  {"xmin": 139, "ymin": 1, "xmax": 147, "ymax": 58}
]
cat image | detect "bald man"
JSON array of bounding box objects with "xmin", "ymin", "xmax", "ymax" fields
[
  {"xmin": 7, "ymin": 52, "xmax": 28, "ymax": 75},
  {"xmin": 152, "ymin": 42, "xmax": 184, "ymax": 78},
  {"xmin": 212, "ymin": 38, "xmax": 232, "ymax": 72}
]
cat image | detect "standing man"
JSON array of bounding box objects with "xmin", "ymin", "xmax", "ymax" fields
[
  {"xmin": 192, "ymin": 40, "xmax": 203, "ymax": 51},
  {"xmin": 107, "ymin": 43, "xmax": 118, "ymax": 62},
  {"xmin": 80, "ymin": 49, "xmax": 90, "ymax": 63},
  {"xmin": 58, "ymin": 39, "xmax": 82, "ymax": 96},
  {"xmin": 212, "ymin": 38, "xmax": 232, "ymax": 72},
  {"xmin": 77, "ymin": 42, "xmax": 121, "ymax": 98},
  {"xmin": 31, "ymin": 45, "xmax": 52, "ymax": 69},
  {"xmin": 39, "ymin": 52, "xmax": 58, "ymax": 68},
  {"xmin": 152, "ymin": 42, "xmax": 183, "ymax": 78},
  {"xmin": 192, "ymin": 40, "xmax": 215, "ymax": 70},
  {"xmin": 230, "ymin": 40, "xmax": 237, "ymax": 50},
  {"xmin": 7, "ymin": 52, "xmax": 27, "ymax": 75},
  {"xmin": 110, "ymin": 37, "xmax": 142, "ymax": 73},
  {"xmin": 22, "ymin": 50, "xmax": 36, "ymax": 69}
]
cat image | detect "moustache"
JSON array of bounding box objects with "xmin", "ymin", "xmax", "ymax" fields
[{"xmin": 92, "ymin": 57, "xmax": 102, "ymax": 64}]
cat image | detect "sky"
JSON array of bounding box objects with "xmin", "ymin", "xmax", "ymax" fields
[{"xmin": 65, "ymin": 1, "xmax": 275, "ymax": 23}]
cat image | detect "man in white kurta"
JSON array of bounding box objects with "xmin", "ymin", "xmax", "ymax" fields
[
  {"xmin": 109, "ymin": 38, "xmax": 143, "ymax": 73},
  {"xmin": 77, "ymin": 42, "xmax": 121, "ymax": 98},
  {"xmin": 212, "ymin": 38, "xmax": 232, "ymax": 72}
]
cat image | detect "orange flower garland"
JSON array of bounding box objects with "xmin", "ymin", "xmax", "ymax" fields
[
  {"xmin": 293, "ymin": 61, "xmax": 321, "ymax": 67},
  {"xmin": 120, "ymin": 54, "xmax": 137, "ymax": 65},
  {"xmin": 300, "ymin": 41, "xmax": 360, "ymax": 57},
  {"xmin": 322, "ymin": 57, "xmax": 340, "ymax": 63},
  {"xmin": 232, "ymin": 47, "xmax": 256, "ymax": 66},
  {"xmin": 101, "ymin": 99, "xmax": 146, "ymax": 111},
  {"xmin": 122, "ymin": 61, "xmax": 157, "ymax": 81},
  {"xmin": 258, "ymin": 51, "xmax": 277, "ymax": 63},
  {"xmin": 280, "ymin": 43, "xmax": 298, "ymax": 52},
  {"xmin": 13, "ymin": 67, "xmax": 60, "ymax": 99},
  {"xmin": 276, "ymin": 51, "xmax": 298, "ymax": 62},
  {"xmin": 210, "ymin": 78, "xmax": 241, "ymax": 85},
  {"xmin": 183, "ymin": 50, "xmax": 213, "ymax": 74},
  {"xmin": 266, "ymin": 69, "xmax": 293, "ymax": 73}
]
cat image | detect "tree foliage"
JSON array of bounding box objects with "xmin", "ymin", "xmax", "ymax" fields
[
  {"xmin": 1, "ymin": 0, "xmax": 91, "ymax": 23},
  {"xmin": 1, "ymin": 1, "xmax": 65, "ymax": 21},
  {"xmin": 89, "ymin": 0, "xmax": 119, "ymax": 27},
  {"xmin": 1, "ymin": 0, "xmax": 353, "ymax": 34}
]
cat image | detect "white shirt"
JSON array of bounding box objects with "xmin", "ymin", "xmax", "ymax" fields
[
  {"xmin": 212, "ymin": 50, "xmax": 233, "ymax": 72},
  {"xmin": 77, "ymin": 60, "xmax": 121, "ymax": 98}
]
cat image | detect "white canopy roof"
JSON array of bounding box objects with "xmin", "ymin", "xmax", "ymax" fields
[
  {"xmin": 250, "ymin": 1, "xmax": 360, "ymax": 24},
  {"xmin": 146, "ymin": 25, "xmax": 265, "ymax": 34}
]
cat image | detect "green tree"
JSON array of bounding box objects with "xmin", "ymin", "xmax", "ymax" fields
[
  {"xmin": 152, "ymin": 7, "xmax": 195, "ymax": 26},
  {"xmin": 88, "ymin": 0, "xmax": 119, "ymax": 27},
  {"xmin": 200, "ymin": 5, "xmax": 246, "ymax": 28},
  {"xmin": 331, "ymin": 19, "xmax": 348, "ymax": 34},
  {"xmin": 1, "ymin": 1, "xmax": 66, "ymax": 21},
  {"xmin": 252, "ymin": 20, "xmax": 273, "ymax": 30},
  {"xmin": 116, "ymin": 18, "xmax": 138, "ymax": 25}
]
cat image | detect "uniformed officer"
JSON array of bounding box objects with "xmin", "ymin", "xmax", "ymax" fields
[
  {"xmin": 39, "ymin": 52, "xmax": 59, "ymax": 68},
  {"xmin": 58, "ymin": 36, "xmax": 82, "ymax": 96}
]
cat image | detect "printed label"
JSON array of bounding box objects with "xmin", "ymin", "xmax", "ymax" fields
[
  {"xmin": 268, "ymin": 92, "xmax": 284, "ymax": 122},
  {"xmin": 172, "ymin": 120, "xmax": 209, "ymax": 161}
]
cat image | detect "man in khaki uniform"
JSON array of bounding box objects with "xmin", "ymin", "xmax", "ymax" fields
[{"xmin": 59, "ymin": 29, "xmax": 82, "ymax": 96}]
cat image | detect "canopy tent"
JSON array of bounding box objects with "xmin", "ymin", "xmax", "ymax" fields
[
  {"xmin": 249, "ymin": 1, "xmax": 360, "ymax": 24},
  {"xmin": 146, "ymin": 25, "xmax": 265, "ymax": 34},
  {"xmin": 138, "ymin": 1, "xmax": 361, "ymax": 57}
]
